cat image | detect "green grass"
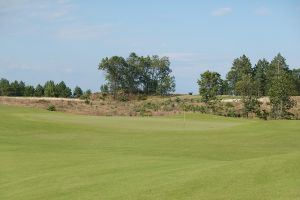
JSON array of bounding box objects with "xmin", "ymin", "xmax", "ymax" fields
[{"xmin": 0, "ymin": 105, "xmax": 300, "ymax": 200}]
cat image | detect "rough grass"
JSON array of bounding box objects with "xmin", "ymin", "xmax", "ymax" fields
[
  {"xmin": 0, "ymin": 105, "xmax": 300, "ymax": 200},
  {"xmin": 1, "ymin": 95, "xmax": 300, "ymax": 117}
]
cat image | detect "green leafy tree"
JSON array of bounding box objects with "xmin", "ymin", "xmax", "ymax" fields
[
  {"xmin": 24, "ymin": 86, "xmax": 35, "ymax": 97},
  {"xmin": 253, "ymin": 59, "xmax": 269, "ymax": 97},
  {"xmin": 98, "ymin": 53, "xmax": 175, "ymax": 97},
  {"xmin": 99, "ymin": 56, "xmax": 128, "ymax": 98},
  {"xmin": 34, "ymin": 84, "xmax": 44, "ymax": 97},
  {"xmin": 226, "ymin": 55, "xmax": 253, "ymax": 95},
  {"xmin": 157, "ymin": 75, "xmax": 175, "ymax": 95},
  {"xmin": 291, "ymin": 68, "xmax": 300, "ymax": 95},
  {"xmin": 100, "ymin": 84, "xmax": 109, "ymax": 93},
  {"xmin": 55, "ymin": 81, "xmax": 72, "ymax": 98},
  {"xmin": 9, "ymin": 81, "xmax": 25, "ymax": 96},
  {"xmin": 220, "ymin": 80, "xmax": 230, "ymax": 95},
  {"xmin": 266, "ymin": 53, "xmax": 290, "ymax": 93},
  {"xmin": 80, "ymin": 89, "xmax": 92, "ymax": 103},
  {"xmin": 84, "ymin": 89, "xmax": 92, "ymax": 96},
  {"xmin": 136, "ymin": 55, "xmax": 154, "ymax": 94},
  {"xmin": 0, "ymin": 78, "xmax": 10, "ymax": 96},
  {"xmin": 236, "ymin": 74, "xmax": 260, "ymax": 117},
  {"xmin": 73, "ymin": 86, "xmax": 83, "ymax": 98},
  {"xmin": 44, "ymin": 81, "xmax": 56, "ymax": 97},
  {"xmin": 198, "ymin": 71, "xmax": 222, "ymax": 103},
  {"xmin": 154, "ymin": 56, "xmax": 175, "ymax": 95},
  {"xmin": 269, "ymin": 71, "xmax": 296, "ymax": 119}
]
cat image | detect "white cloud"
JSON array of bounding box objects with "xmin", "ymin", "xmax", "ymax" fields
[
  {"xmin": 211, "ymin": 7, "xmax": 232, "ymax": 16},
  {"xmin": 255, "ymin": 7, "xmax": 271, "ymax": 16}
]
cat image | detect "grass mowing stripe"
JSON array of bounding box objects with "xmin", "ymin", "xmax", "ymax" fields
[{"xmin": 0, "ymin": 105, "xmax": 299, "ymax": 200}]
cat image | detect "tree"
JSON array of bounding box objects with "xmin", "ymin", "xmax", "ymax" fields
[
  {"xmin": 266, "ymin": 53, "xmax": 290, "ymax": 93},
  {"xmin": 269, "ymin": 62, "xmax": 296, "ymax": 119},
  {"xmin": 236, "ymin": 74, "xmax": 260, "ymax": 117},
  {"xmin": 34, "ymin": 84, "xmax": 44, "ymax": 97},
  {"xmin": 73, "ymin": 86, "xmax": 83, "ymax": 98},
  {"xmin": 100, "ymin": 84, "xmax": 109, "ymax": 93},
  {"xmin": 55, "ymin": 81, "xmax": 72, "ymax": 98},
  {"xmin": 198, "ymin": 71, "xmax": 222, "ymax": 103},
  {"xmin": 24, "ymin": 86, "xmax": 35, "ymax": 97},
  {"xmin": 265, "ymin": 54, "xmax": 296, "ymax": 118},
  {"xmin": 291, "ymin": 68, "xmax": 300, "ymax": 95},
  {"xmin": 44, "ymin": 81, "xmax": 56, "ymax": 97},
  {"xmin": 8, "ymin": 81, "xmax": 25, "ymax": 96},
  {"xmin": 98, "ymin": 53, "xmax": 175, "ymax": 97},
  {"xmin": 253, "ymin": 59, "xmax": 269, "ymax": 97},
  {"xmin": 157, "ymin": 75, "xmax": 175, "ymax": 95},
  {"xmin": 99, "ymin": 56, "xmax": 128, "ymax": 97},
  {"xmin": 269, "ymin": 70, "xmax": 296, "ymax": 119},
  {"xmin": 84, "ymin": 89, "xmax": 92, "ymax": 96},
  {"xmin": 226, "ymin": 55, "xmax": 253, "ymax": 95},
  {"xmin": 153, "ymin": 56, "xmax": 175, "ymax": 95},
  {"xmin": 81, "ymin": 89, "xmax": 92, "ymax": 101},
  {"xmin": 220, "ymin": 80, "xmax": 230, "ymax": 95},
  {"xmin": 0, "ymin": 78, "xmax": 10, "ymax": 96}
]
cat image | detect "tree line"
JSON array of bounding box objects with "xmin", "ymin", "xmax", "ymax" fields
[
  {"xmin": 0, "ymin": 79, "xmax": 90, "ymax": 98},
  {"xmin": 98, "ymin": 52, "xmax": 176, "ymax": 96},
  {"xmin": 198, "ymin": 53, "xmax": 300, "ymax": 119},
  {"xmin": 1, "ymin": 53, "xmax": 300, "ymax": 119}
]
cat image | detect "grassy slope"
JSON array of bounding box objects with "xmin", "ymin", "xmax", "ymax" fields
[{"xmin": 0, "ymin": 105, "xmax": 300, "ymax": 200}]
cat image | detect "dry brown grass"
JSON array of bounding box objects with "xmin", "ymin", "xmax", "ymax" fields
[{"xmin": 1, "ymin": 95, "xmax": 300, "ymax": 118}]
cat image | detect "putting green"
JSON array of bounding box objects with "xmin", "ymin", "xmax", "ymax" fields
[{"xmin": 0, "ymin": 105, "xmax": 299, "ymax": 200}]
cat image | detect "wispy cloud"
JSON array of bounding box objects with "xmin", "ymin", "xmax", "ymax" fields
[
  {"xmin": 0, "ymin": 0, "xmax": 76, "ymax": 24},
  {"xmin": 0, "ymin": 59, "xmax": 41, "ymax": 71},
  {"xmin": 54, "ymin": 24, "xmax": 113, "ymax": 40},
  {"xmin": 161, "ymin": 52, "xmax": 231, "ymax": 65},
  {"xmin": 255, "ymin": 7, "xmax": 271, "ymax": 16},
  {"xmin": 211, "ymin": 7, "xmax": 232, "ymax": 17},
  {"xmin": 161, "ymin": 53, "xmax": 199, "ymax": 62},
  {"xmin": 0, "ymin": 59, "xmax": 74, "ymax": 75}
]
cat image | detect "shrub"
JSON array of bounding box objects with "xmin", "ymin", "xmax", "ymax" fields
[
  {"xmin": 257, "ymin": 109, "xmax": 268, "ymax": 120},
  {"xmin": 137, "ymin": 94, "xmax": 147, "ymax": 101},
  {"xmin": 225, "ymin": 102, "xmax": 234, "ymax": 108},
  {"xmin": 116, "ymin": 90, "xmax": 129, "ymax": 102},
  {"xmin": 84, "ymin": 99, "xmax": 90, "ymax": 104},
  {"xmin": 47, "ymin": 105, "xmax": 56, "ymax": 111},
  {"xmin": 182, "ymin": 104, "xmax": 207, "ymax": 113}
]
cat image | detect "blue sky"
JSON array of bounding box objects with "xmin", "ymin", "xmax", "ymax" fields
[{"xmin": 1, "ymin": 0, "xmax": 300, "ymax": 93}]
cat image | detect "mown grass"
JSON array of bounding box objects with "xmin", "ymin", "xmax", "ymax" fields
[{"xmin": 0, "ymin": 105, "xmax": 299, "ymax": 200}]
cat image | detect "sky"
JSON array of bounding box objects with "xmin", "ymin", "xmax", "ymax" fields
[{"xmin": 1, "ymin": 0, "xmax": 300, "ymax": 94}]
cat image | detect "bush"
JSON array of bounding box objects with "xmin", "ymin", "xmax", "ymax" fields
[
  {"xmin": 226, "ymin": 109, "xmax": 239, "ymax": 117},
  {"xmin": 257, "ymin": 109, "xmax": 268, "ymax": 120},
  {"xmin": 137, "ymin": 94, "xmax": 147, "ymax": 101},
  {"xmin": 225, "ymin": 102, "xmax": 234, "ymax": 108},
  {"xmin": 84, "ymin": 99, "xmax": 90, "ymax": 104},
  {"xmin": 182, "ymin": 104, "xmax": 207, "ymax": 113},
  {"xmin": 116, "ymin": 90, "xmax": 129, "ymax": 102},
  {"xmin": 47, "ymin": 105, "xmax": 56, "ymax": 111}
]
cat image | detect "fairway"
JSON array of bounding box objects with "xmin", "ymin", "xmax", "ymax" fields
[{"xmin": 1, "ymin": 105, "xmax": 300, "ymax": 200}]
